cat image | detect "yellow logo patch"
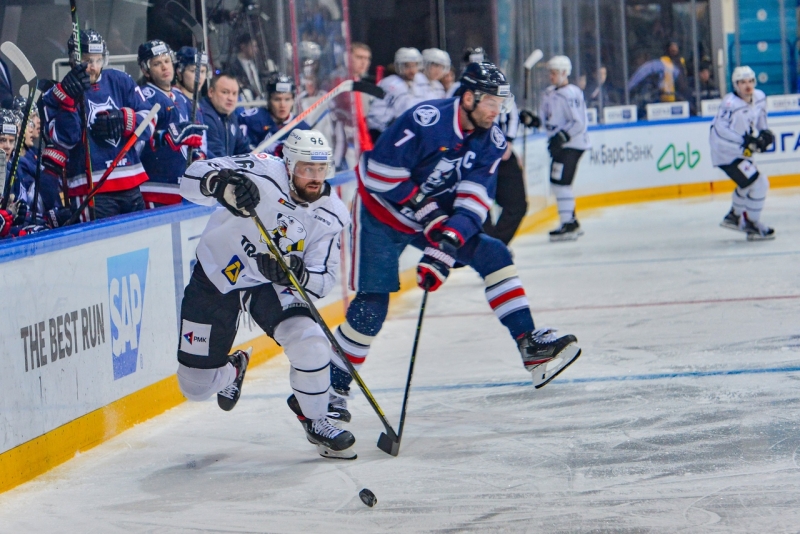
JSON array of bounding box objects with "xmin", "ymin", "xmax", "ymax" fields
[{"xmin": 222, "ymin": 256, "xmax": 243, "ymax": 285}]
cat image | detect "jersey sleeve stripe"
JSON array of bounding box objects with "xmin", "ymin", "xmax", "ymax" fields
[
  {"xmin": 454, "ymin": 196, "xmax": 490, "ymax": 219},
  {"xmin": 366, "ymin": 159, "xmax": 411, "ymax": 179}
]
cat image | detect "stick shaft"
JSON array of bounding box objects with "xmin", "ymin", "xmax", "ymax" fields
[
  {"xmin": 1, "ymin": 87, "xmax": 36, "ymax": 209},
  {"xmin": 251, "ymin": 214, "xmax": 398, "ymax": 440},
  {"xmin": 396, "ymin": 290, "xmax": 428, "ymax": 441}
]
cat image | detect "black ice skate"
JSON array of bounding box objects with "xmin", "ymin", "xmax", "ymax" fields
[
  {"xmin": 517, "ymin": 328, "xmax": 581, "ymax": 388},
  {"xmin": 741, "ymin": 214, "xmax": 775, "ymax": 241},
  {"xmin": 217, "ymin": 348, "xmax": 251, "ymax": 411},
  {"xmin": 549, "ymin": 219, "xmax": 584, "ymax": 242},
  {"xmin": 327, "ymin": 388, "xmax": 351, "ymax": 423},
  {"xmin": 287, "ymin": 394, "xmax": 357, "ymax": 459},
  {"xmin": 720, "ymin": 208, "xmax": 744, "ymax": 232}
]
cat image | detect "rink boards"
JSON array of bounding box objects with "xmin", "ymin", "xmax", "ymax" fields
[{"xmin": 2, "ymin": 111, "xmax": 800, "ymax": 493}]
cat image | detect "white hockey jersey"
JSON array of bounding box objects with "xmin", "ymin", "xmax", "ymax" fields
[
  {"xmin": 709, "ymin": 89, "xmax": 767, "ymax": 167},
  {"xmin": 540, "ymin": 84, "xmax": 591, "ymax": 150},
  {"xmin": 413, "ymin": 72, "xmax": 446, "ymax": 101},
  {"xmin": 367, "ymin": 74, "xmax": 422, "ymax": 133},
  {"xmin": 181, "ymin": 154, "xmax": 350, "ymax": 302}
]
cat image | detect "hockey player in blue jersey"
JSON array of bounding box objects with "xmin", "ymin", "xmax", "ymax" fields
[
  {"xmin": 42, "ymin": 29, "xmax": 155, "ymax": 220},
  {"xmin": 238, "ymin": 74, "xmax": 309, "ymax": 155},
  {"xmin": 137, "ymin": 40, "xmax": 207, "ymax": 207},
  {"xmin": 327, "ymin": 63, "xmax": 582, "ymax": 422}
]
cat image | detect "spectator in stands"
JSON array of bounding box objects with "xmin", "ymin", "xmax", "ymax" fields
[
  {"xmin": 627, "ymin": 41, "xmax": 688, "ymax": 104},
  {"xmin": 584, "ymin": 65, "xmax": 621, "ymax": 109},
  {"xmin": 228, "ymin": 33, "xmax": 274, "ymax": 101},
  {"xmin": 690, "ymin": 59, "xmax": 721, "ymax": 108},
  {"xmin": 200, "ymin": 73, "xmax": 250, "ymax": 158}
]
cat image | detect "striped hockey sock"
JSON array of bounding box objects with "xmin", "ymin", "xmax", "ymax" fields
[{"xmin": 484, "ymin": 267, "xmax": 535, "ymax": 339}]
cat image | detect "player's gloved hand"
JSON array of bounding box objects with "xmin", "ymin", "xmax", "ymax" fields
[
  {"xmin": 547, "ymin": 130, "xmax": 570, "ymax": 155},
  {"xmin": 55, "ymin": 64, "xmax": 91, "ymax": 110},
  {"xmin": 742, "ymin": 133, "xmax": 759, "ymax": 156},
  {"xmin": 91, "ymin": 108, "xmax": 136, "ymax": 143},
  {"xmin": 11, "ymin": 200, "xmax": 28, "ymax": 226},
  {"xmin": 255, "ymin": 251, "xmax": 310, "ymax": 287},
  {"xmin": 519, "ymin": 109, "xmax": 541, "ymax": 128},
  {"xmin": 756, "ymin": 129, "xmax": 774, "ymax": 152},
  {"xmin": 404, "ymin": 190, "xmax": 449, "ymax": 243},
  {"xmin": 45, "ymin": 206, "xmax": 74, "ymax": 228},
  {"xmin": 0, "ymin": 209, "xmax": 12, "ymax": 237},
  {"xmin": 155, "ymin": 122, "xmax": 208, "ymax": 151},
  {"xmin": 42, "ymin": 146, "xmax": 67, "ymax": 177},
  {"xmin": 417, "ymin": 230, "xmax": 460, "ymax": 292},
  {"xmin": 200, "ymin": 168, "xmax": 260, "ymax": 217}
]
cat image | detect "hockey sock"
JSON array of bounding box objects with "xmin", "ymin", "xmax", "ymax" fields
[
  {"xmin": 731, "ymin": 188, "xmax": 746, "ymax": 216},
  {"xmin": 331, "ymin": 321, "xmax": 375, "ymax": 384},
  {"xmin": 176, "ymin": 363, "xmax": 236, "ymax": 402},
  {"xmin": 551, "ymin": 184, "xmax": 576, "ymax": 223},
  {"xmin": 484, "ymin": 266, "xmax": 535, "ymax": 339},
  {"xmin": 275, "ymin": 317, "xmax": 331, "ymax": 420},
  {"xmin": 742, "ymin": 174, "xmax": 769, "ymax": 222}
]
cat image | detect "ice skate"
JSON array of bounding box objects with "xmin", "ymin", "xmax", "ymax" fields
[
  {"xmin": 517, "ymin": 328, "xmax": 581, "ymax": 388},
  {"xmin": 742, "ymin": 214, "xmax": 775, "ymax": 241},
  {"xmin": 327, "ymin": 388, "xmax": 351, "ymax": 423},
  {"xmin": 217, "ymin": 347, "xmax": 251, "ymax": 411},
  {"xmin": 287, "ymin": 394, "xmax": 357, "ymax": 459},
  {"xmin": 719, "ymin": 208, "xmax": 744, "ymax": 232},
  {"xmin": 549, "ymin": 219, "xmax": 583, "ymax": 242}
]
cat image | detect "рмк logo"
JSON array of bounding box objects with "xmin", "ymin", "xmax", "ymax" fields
[{"xmin": 107, "ymin": 248, "xmax": 149, "ymax": 380}]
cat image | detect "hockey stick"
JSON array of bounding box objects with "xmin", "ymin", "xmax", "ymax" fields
[
  {"xmin": 377, "ymin": 289, "xmax": 428, "ymax": 456},
  {"xmin": 521, "ymin": 49, "xmax": 543, "ymax": 174},
  {"xmin": 250, "ymin": 214, "xmax": 400, "ymax": 445},
  {"xmin": 64, "ymin": 104, "xmax": 160, "ymax": 226},
  {"xmin": 70, "ymin": 0, "xmax": 95, "ymax": 220},
  {"xmin": 165, "ymin": 0, "xmax": 205, "ymax": 168},
  {"xmin": 0, "ymin": 42, "xmax": 37, "ymax": 210},
  {"xmin": 250, "ymin": 80, "xmax": 385, "ymax": 154}
]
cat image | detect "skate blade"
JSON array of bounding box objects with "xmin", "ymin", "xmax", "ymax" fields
[
  {"xmin": 316, "ymin": 444, "xmax": 357, "ymax": 460},
  {"xmin": 549, "ymin": 232, "xmax": 581, "ymax": 242},
  {"xmin": 720, "ymin": 221, "xmax": 745, "ymax": 232},
  {"xmin": 746, "ymin": 232, "xmax": 775, "ymax": 241},
  {"xmin": 532, "ymin": 344, "xmax": 582, "ymax": 389}
]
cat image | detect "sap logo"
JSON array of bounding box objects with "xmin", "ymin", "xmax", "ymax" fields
[
  {"xmin": 670, "ymin": 105, "xmax": 683, "ymax": 115},
  {"xmin": 108, "ymin": 248, "xmax": 149, "ymax": 380},
  {"xmin": 622, "ymin": 109, "xmax": 632, "ymax": 119}
]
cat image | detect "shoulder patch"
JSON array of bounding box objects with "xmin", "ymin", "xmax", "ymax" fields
[
  {"xmin": 490, "ymin": 125, "xmax": 507, "ymax": 149},
  {"xmin": 142, "ymin": 86, "xmax": 155, "ymax": 98},
  {"xmin": 240, "ymin": 107, "xmax": 259, "ymax": 117},
  {"xmin": 413, "ymin": 105, "xmax": 441, "ymax": 127}
]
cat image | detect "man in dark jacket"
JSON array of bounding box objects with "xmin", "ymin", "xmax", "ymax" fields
[{"xmin": 199, "ymin": 73, "xmax": 249, "ymax": 158}]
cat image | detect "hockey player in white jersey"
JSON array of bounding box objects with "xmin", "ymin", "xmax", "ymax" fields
[
  {"xmin": 177, "ymin": 130, "xmax": 356, "ymax": 459},
  {"xmin": 539, "ymin": 55, "xmax": 591, "ymax": 241},
  {"xmin": 367, "ymin": 47, "xmax": 423, "ymax": 140},
  {"xmin": 414, "ymin": 48, "xmax": 450, "ymax": 100},
  {"xmin": 709, "ymin": 66, "xmax": 775, "ymax": 240}
]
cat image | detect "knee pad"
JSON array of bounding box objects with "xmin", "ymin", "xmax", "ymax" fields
[
  {"xmin": 745, "ymin": 174, "xmax": 769, "ymax": 199},
  {"xmin": 177, "ymin": 363, "xmax": 233, "ymax": 402}
]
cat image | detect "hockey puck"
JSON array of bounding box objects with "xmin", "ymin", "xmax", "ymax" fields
[{"xmin": 359, "ymin": 488, "xmax": 377, "ymax": 507}]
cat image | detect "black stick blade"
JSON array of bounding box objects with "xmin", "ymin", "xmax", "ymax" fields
[
  {"xmin": 377, "ymin": 432, "xmax": 400, "ymax": 456},
  {"xmin": 165, "ymin": 1, "xmax": 204, "ymax": 42},
  {"xmin": 352, "ymin": 80, "xmax": 386, "ymax": 99}
]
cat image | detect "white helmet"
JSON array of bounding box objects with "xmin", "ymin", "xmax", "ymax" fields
[
  {"xmin": 394, "ymin": 47, "xmax": 423, "ymax": 73},
  {"xmin": 547, "ymin": 55, "xmax": 572, "ymax": 76},
  {"xmin": 422, "ymin": 48, "xmax": 451, "ymax": 69},
  {"xmin": 732, "ymin": 65, "xmax": 756, "ymax": 86},
  {"xmin": 283, "ymin": 129, "xmax": 334, "ymax": 181}
]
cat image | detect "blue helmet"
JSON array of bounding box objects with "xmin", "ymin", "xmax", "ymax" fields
[
  {"xmin": 457, "ymin": 62, "xmax": 510, "ymax": 99},
  {"xmin": 175, "ymin": 46, "xmax": 208, "ymax": 73},
  {"xmin": 68, "ymin": 29, "xmax": 107, "ymax": 63},
  {"xmin": 138, "ymin": 40, "xmax": 175, "ymax": 72}
]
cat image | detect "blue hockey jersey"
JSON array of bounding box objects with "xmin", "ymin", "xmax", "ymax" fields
[
  {"xmin": 358, "ymin": 97, "xmax": 506, "ymax": 243},
  {"xmin": 237, "ymin": 107, "xmax": 310, "ymax": 156},
  {"xmin": 42, "ymin": 69, "xmax": 155, "ymax": 195},
  {"xmin": 139, "ymin": 83, "xmax": 206, "ymax": 205}
]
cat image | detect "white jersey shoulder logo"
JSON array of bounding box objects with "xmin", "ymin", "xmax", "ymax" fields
[
  {"xmin": 142, "ymin": 86, "xmax": 156, "ymax": 99},
  {"xmin": 490, "ymin": 125, "xmax": 507, "ymax": 149},
  {"xmin": 413, "ymin": 105, "xmax": 441, "ymax": 127},
  {"xmin": 240, "ymin": 107, "xmax": 259, "ymax": 117}
]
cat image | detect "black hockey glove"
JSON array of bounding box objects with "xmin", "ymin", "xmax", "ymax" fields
[
  {"xmin": 58, "ymin": 64, "xmax": 91, "ymax": 103},
  {"xmin": 519, "ymin": 109, "xmax": 541, "ymax": 128},
  {"xmin": 417, "ymin": 230, "xmax": 460, "ymax": 292},
  {"xmin": 91, "ymin": 108, "xmax": 136, "ymax": 143},
  {"xmin": 45, "ymin": 206, "xmax": 74, "ymax": 228},
  {"xmin": 547, "ymin": 130, "xmax": 570, "ymax": 155},
  {"xmin": 403, "ymin": 190, "xmax": 449, "ymax": 243},
  {"xmin": 155, "ymin": 122, "xmax": 207, "ymax": 151},
  {"xmin": 200, "ymin": 168, "xmax": 260, "ymax": 217},
  {"xmin": 255, "ymin": 252, "xmax": 309, "ymax": 287},
  {"xmin": 756, "ymin": 129, "xmax": 775, "ymax": 152},
  {"xmin": 742, "ymin": 133, "xmax": 759, "ymax": 156}
]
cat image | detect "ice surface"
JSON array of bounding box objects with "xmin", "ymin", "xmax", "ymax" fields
[{"xmin": 1, "ymin": 190, "xmax": 799, "ymax": 533}]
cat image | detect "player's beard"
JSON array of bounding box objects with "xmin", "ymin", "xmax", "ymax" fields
[{"xmin": 292, "ymin": 177, "xmax": 324, "ymax": 203}]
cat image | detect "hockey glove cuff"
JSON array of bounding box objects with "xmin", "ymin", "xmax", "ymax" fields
[
  {"xmin": 519, "ymin": 109, "xmax": 541, "ymax": 128},
  {"xmin": 52, "ymin": 84, "xmax": 77, "ymax": 112},
  {"xmin": 42, "ymin": 147, "xmax": 67, "ymax": 177},
  {"xmin": 156, "ymin": 122, "xmax": 207, "ymax": 151},
  {"xmin": 200, "ymin": 169, "xmax": 260, "ymax": 217},
  {"xmin": 256, "ymin": 252, "xmax": 310, "ymax": 287},
  {"xmin": 416, "ymin": 230, "xmax": 460, "ymax": 292},
  {"xmin": 0, "ymin": 209, "xmax": 12, "ymax": 237},
  {"xmin": 404, "ymin": 191, "xmax": 449, "ymax": 243}
]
